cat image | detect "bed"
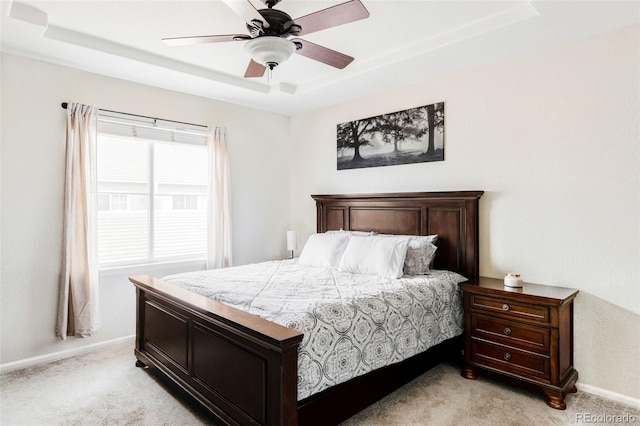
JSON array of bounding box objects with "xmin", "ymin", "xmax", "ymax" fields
[{"xmin": 130, "ymin": 191, "xmax": 483, "ymax": 425}]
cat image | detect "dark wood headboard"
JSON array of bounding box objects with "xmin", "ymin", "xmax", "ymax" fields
[{"xmin": 312, "ymin": 191, "xmax": 483, "ymax": 278}]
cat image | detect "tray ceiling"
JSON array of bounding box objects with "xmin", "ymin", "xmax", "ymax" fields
[{"xmin": 2, "ymin": 1, "xmax": 638, "ymax": 115}]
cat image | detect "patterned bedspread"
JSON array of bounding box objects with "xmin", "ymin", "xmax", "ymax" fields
[{"xmin": 163, "ymin": 259, "xmax": 466, "ymax": 400}]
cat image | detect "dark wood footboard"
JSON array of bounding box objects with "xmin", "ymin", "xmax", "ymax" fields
[{"xmin": 131, "ymin": 275, "xmax": 303, "ymax": 426}]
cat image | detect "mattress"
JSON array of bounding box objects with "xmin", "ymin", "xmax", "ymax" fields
[{"xmin": 163, "ymin": 259, "xmax": 466, "ymax": 399}]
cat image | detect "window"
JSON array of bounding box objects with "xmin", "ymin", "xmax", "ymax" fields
[{"xmin": 96, "ymin": 114, "xmax": 210, "ymax": 268}]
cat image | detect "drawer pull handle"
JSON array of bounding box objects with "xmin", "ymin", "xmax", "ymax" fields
[
  {"xmin": 502, "ymin": 304, "xmax": 510, "ymax": 311},
  {"xmin": 504, "ymin": 353, "xmax": 512, "ymax": 361},
  {"xmin": 504, "ymin": 327, "xmax": 512, "ymax": 335}
]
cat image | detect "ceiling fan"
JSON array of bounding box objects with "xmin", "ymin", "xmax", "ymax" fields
[{"xmin": 162, "ymin": 0, "xmax": 370, "ymax": 78}]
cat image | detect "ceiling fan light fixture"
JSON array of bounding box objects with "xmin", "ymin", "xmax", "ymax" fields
[{"xmin": 244, "ymin": 36, "xmax": 295, "ymax": 69}]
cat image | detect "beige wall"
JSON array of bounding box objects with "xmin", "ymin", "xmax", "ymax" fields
[
  {"xmin": 289, "ymin": 24, "xmax": 640, "ymax": 401},
  {"xmin": 0, "ymin": 53, "xmax": 291, "ymax": 364}
]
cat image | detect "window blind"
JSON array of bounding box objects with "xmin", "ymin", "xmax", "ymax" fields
[{"xmin": 97, "ymin": 111, "xmax": 209, "ymax": 145}]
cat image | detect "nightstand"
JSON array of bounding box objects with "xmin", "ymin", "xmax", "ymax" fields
[{"xmin": 460, "ymin": 277, "xmax": 579, "ymax": 409}]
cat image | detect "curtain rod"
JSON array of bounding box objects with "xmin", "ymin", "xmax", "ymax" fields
[{"xmin": 60, "ymin": 102, "xmax": 208, "ymax": 129}]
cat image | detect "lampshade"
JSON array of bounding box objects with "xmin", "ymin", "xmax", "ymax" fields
[
  {"xmin": 244, "ymin": 36, "xmax": 295, "ymax": 69},
  {"xmin": 286, "ymin": 230, "xmax": 297, "ymax": 251}
]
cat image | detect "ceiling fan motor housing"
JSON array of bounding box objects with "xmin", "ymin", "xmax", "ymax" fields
[{"xmin": 248, "ymin": 8, "xmax": 301, "ymax": 38}]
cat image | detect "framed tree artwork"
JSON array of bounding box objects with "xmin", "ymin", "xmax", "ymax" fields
[{"xmin": 337, "ymin": 102, "xmax": 444, "ymax": 170}]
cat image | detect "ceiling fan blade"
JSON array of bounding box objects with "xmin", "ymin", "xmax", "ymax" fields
[
  {"xmin": 162, "ymin": 34, "xmax": 250, "ymax": 46},
  {"xmin": 244, "ymin": 59, "xmax": 267, "ymax": 78},
  {"xmin": 295, "ymin": 0, "xmax": 369, "ymax": 36},
  {"xmin": 291, "ymin": 38, "xmax": 354, "ymax": 69},
  {"xmin": 222, "ymin": 0, "xmax": 270, "ymax": 29}
]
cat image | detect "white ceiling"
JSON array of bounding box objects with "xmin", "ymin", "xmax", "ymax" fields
[{"xmin": 2, "ymin": 1, "xmax": 639, "ymax": 116}]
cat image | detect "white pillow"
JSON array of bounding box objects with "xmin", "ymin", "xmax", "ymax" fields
[
  {"xmin": 338, "ymin": 235, "xmax": 410, "ymax": 279},
  {"xmin": 325, "ymin": 230, "xmax": 376, "ymax": 237},
  {"xmin": 377, "ymin": 233, "xmax": 438, "ymax": 244},
  {"xmin": 298, "ymin": 233, "xmax": 350, "ymax": 269},
  {"xmin": 377, "ymin": 234, "xmax": 439, "ymax": 273}
]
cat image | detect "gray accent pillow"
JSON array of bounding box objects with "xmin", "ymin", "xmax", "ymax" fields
[{"xmin": 403, "ymin": 235, "xmax": 438, "ymax": 275}]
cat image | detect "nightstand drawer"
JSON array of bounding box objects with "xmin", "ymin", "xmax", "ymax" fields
[
  {"xmin": 471, "ymin": 314, "xmax": 550, "ymax": 354},
  {"xmin": 469, "ymin": 295, "xmax": 550, "ymax": 324},
  {"xmin": 471, "ymin": 338, "xmax": 550, "ymax": 381}
]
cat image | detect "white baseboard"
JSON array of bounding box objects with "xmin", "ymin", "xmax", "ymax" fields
[
  {"xmin": 0, "ymin": 335, "xmax": 135, "ymax": 374},
  {"xmin": 577, "ymin": 383, "xmax": 640, "ymax": 409}
]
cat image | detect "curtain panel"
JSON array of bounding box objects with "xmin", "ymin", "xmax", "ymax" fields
[
  {"xmin": 207, "ymin": 127, "xmax": 232, "ymax": 269},
  {"xmin": 56, "ymin": 102, "xmax": 101, "ymax": 339}
]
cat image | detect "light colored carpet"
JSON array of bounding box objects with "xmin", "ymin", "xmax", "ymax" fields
[{"xmin": 1, "ymin": 341, "xmax": 638, "ymax": 425}]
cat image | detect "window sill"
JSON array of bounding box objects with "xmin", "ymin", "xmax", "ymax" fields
[{"xmin": 99, "ymin": 259, "xmax": 207, "ymax": 279}]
